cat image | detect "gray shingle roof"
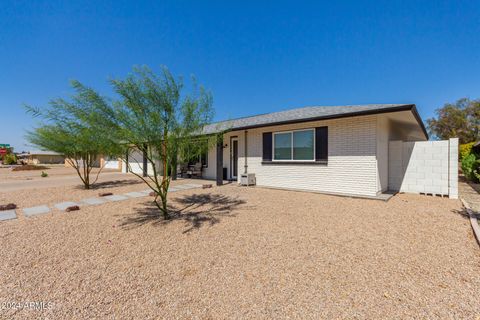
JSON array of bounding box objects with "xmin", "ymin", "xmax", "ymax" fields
[{"xmin": 202, "ymin": 104, "xmax": 414, "ymax": 134}]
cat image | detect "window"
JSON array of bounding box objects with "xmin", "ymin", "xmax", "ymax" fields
[
  {"xmin": 273, "ymin": 129, "xmax": 314, "ymax": 161},
  {"xmin": 273, "ymin": 132, "xmax": 291, "ymax": 160},
  {"xmin": 293, "ymin": 130, "xmax": 314, "ymax": 160}
]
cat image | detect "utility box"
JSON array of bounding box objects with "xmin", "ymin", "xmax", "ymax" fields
[{"xmin": 240, "ymin": 173, "xmax": 256, "ymax": 186}]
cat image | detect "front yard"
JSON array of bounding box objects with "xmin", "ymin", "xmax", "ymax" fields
[{"xmin": 1, "ymin": 179, "xmax": 479, "ymax": 319}]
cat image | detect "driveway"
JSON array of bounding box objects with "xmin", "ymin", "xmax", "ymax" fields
[{"xmin": 0, "ymin": 184, "xmax": 479, "ymax": 319}]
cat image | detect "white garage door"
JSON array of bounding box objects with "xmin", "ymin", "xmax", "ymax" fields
[
  {"xmin": 127, "ymin": 150, "xmax": 144, "ymax": 175},
  {"xmin": 104, "ymin": 158, "xmax": 119, "ymax": 169}
]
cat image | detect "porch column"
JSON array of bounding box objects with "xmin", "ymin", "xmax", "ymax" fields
[
  {"xmin": 216, "ymin": 139, "xmax": 223, "ymax": 186},
  {"xmin": 244, "ymin": 130, "xmax": 248, "ymax": 174}
]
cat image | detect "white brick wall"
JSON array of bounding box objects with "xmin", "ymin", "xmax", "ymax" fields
[
  {"xmin": 388, "ymin": 139, "xmax": 458, "ymax": 197},
  {"xmin": 202, "ymin": 114, "xmax": 457, "ymax": 199},
  {"xmin": 212, "ymin": 115, "xmax": 380, "ymax": 197}
]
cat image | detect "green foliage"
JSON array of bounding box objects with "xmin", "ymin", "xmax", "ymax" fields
[
  {"xmin": 460, "ymin": 142, "xmax": 475, "ymax": 160},
  {"xmin": 474, "ymin": 169, "xmax": 480, "ymax": 182},
  {"xmin": 92, "ymin": 65, "xmax": 214, "ymax": 218},
  {"xmin": 2, "ymin": 153, "xmax": 17, "ymax": 165},
  {"xmin": 461, "ymin": 154, "xmax": 480, "ymax": 182},
  {"xmin": 41, "ymin": 171, "xmax": 48, "ymax": 178},
  {"xmin": 25, "ymin": 65, "xmax": 215, "ymax": 214},
  {"xmin": 25, "ymin": 81, "xmax": 124, "ymax": 189},
  {"xmin": 427, "ymin": 98, "xmax": 480, "ymax": 144}
]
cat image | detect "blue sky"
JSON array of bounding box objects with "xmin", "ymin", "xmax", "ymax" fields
[{"xmin": 1, "ymin": 0, "xmax": 479, "ymax": 151}]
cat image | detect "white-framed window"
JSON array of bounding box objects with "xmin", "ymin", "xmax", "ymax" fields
[{"xmin": 273, "ymin": 129, "xmax": 315, "ymax": 161}]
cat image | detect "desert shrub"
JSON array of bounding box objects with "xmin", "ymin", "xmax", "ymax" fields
[
  {"xmin": 41, "ymin": 171, "xmax": 48, "ymax": 177},
  {"xmin": 2, "ymin": 154, "xmax": 17, "ymax": 165},
  {"xmin": 460, "ymin": 142, "xmax": 475, "ymax": 160},
  {"xmin": 474, "ymin": 169, "xmax": 480, "ymax": 182},
  {"xmin": 12, "ymin": 165, "xmax": 49, "ymax": 171},
  {"xmin": 461, "ymin": 153, "xmax": 480, "ymax": 182}
]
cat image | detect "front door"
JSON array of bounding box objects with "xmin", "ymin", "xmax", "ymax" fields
[{"xmin": 231, "ymin": 138, "xmax": 238, "ymax": 179}]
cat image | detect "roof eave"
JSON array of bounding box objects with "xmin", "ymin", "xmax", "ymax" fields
[{"xmin": 220, "ymin": 104, "xmax": 428, "ymax": 139}]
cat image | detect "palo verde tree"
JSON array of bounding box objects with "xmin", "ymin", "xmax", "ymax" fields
[
  {"xmin": 102, "ymin": 66, "xmax": 214, "ymax": 219},
  {"xmin": 25, "ymin": 81, "xmax": 124, "ymax": 189}
]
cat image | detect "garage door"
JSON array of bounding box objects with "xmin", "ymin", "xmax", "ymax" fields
[{"xmin": 104, "ymin": 159, "xmax": 119, "ymax": 169}]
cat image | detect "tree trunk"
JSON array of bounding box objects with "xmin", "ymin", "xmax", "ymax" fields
[
  {"xmin": 171, "ymin": 156, "xmax": 177, "ymax": 180},
  {"xmin": 158, "ymin": 132, "xmax": 170, "ymax": 219}
]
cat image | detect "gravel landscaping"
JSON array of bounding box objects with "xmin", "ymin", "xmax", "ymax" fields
[
  {"xmin": 0, "ymin": 165, "xmax": 96, "ymax": 181},
  {"xmin": 1, "ymin": 182, "xmax": 479, "ymax": 319},
  {"xmin": 0, "ymin": 175, "xmax": 145, "ymax": 210}
]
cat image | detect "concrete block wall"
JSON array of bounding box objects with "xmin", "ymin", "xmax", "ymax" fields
[
  {"xmin": 448, "ymin": 138, "xmax": 459, "ymax": 199},
  {"xmin": 388, "ymin": 138, "xmax": 458, "ymax": 198}
]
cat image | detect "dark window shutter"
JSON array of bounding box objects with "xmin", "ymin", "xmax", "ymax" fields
[
  {"xmin": 315, "ymin": 127, "xmax": 328, "ymax": 161},
  {"xmin": 262, "ymin": 132, "xmax": 272, "ymax": 161}
]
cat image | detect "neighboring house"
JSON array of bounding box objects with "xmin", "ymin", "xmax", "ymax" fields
[
  {"xmin": 22, "ymin": 151, "xmax": 64, "ymax": 165},
  {"xmin": 64, "ymin": 155, "xmax": 122, "ymax": 171},
  {"xmin": 123, "ymin": 104, "xmax": 459, "ymax": 199}
]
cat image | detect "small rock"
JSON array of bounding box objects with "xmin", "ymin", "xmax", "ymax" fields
[
  {"xmin": 149, "ymin": 191, "xmax": 158, "ymax": 197},
  {"xmin": 202, "ymin": 184, "xmax": 213, "ymax": 189},
  {"xmin": 66, "ymin": 205, "xmax": 80, "ymax": 212},
  {"xmin": 0, "ymin": 203, "xmax": 17, "ymax": 211},
  {"xmin": 99, "ymin": 192, "xmax": 113, "ymax": 197}
]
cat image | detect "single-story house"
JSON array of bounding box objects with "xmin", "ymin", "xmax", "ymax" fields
[
  {"xmin": 64, "ymin": 155, "xmax": 122, "ymax": 171},
  {"xmin": 123, "ymin": 104, "xmax": 459, "ymax": 199},
  {"xmin": 198, "ymin": 104, "xmax": 430, "ymax": 197},
  {"xmin": 21, "ymin": 151, "xmax": 64, "ymax": 165}
]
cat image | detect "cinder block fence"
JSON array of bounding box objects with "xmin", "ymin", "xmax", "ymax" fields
[{"xmin": 388, "ymin": 138, "xmax": 458, "ymax": 199}]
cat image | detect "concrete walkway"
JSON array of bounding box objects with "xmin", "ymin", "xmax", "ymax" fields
[
  {"xmin": 459, "ymin": 178, "xmax": 480, "ymax": 212},
  {"xmin": 0, "ymin": 183, "xmax": 204, "ymax": 222},
  {"xmin": 459, "ymin": 177, "xmax": 480, "ymax": 246}
]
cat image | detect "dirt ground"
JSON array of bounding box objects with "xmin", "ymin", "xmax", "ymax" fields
[
  {"xmin": 0, "ymin": 165, "xmax": 125, "ymax": 194},
  {"xmin": 0, "ymin": 172, "xmax": 146, "ymax": 210},
  {"xmin": 0, "ymin": 165, "xmax": 113, "ymax": 182},
  {"xmin": 1, "ymin": 175, "xmax": 479, "ymax": 319}
]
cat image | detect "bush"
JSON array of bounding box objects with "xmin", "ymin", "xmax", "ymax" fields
[
  {"xmin": 12, "ymin": 165, "xmax": 49, "ymax": 171},
  {"xmin": 461, "ymin": 153, "xmax": 480, "ymax": 182},
  {"xmin": 2, "ymin": 154, "xmax": 17, "ymax": 165},
  {"xmin": 460, "ymin": 142, "xmax": 475, "ymax": 160},
  {"xmin": 41, "ymin": 171, "xmax": 48, "ymax": 178}
]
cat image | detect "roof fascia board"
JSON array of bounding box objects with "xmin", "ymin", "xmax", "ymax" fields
[{"xmin": 220, "ymin": 104, "xmax": 428, "ymax": 140}]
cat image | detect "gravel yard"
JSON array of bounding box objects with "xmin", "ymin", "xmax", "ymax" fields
[
  {"xmin": 1, "ymin": 181, "xmax": 479, "ymax": 319},
  {"xmin": 0, "ymin": 174, "xmax": 145, "ymax": 210},
  {"xmin": 0, "ymin": 165, "xmax": 105, "ymax": 182}
]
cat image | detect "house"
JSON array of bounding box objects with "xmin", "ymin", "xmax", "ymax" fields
[
  {"xmin": 200, "ymin": 104, "xmax": 458, "ymax": 198},
  {"xmin": 21, "ymin": 151, "xmax": 64, "ymax": 165},
  {"xmin": 64, "ymin": 155, "xmax": 123, "ymax": 171},
  {"xmin": 122, "ymin": 104, "xmax": 458, "ymax": 199}
]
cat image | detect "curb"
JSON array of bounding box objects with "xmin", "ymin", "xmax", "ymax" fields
[{"xmin": 460, "ymin": 198, "xmax": 480, "ymax": 248}]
